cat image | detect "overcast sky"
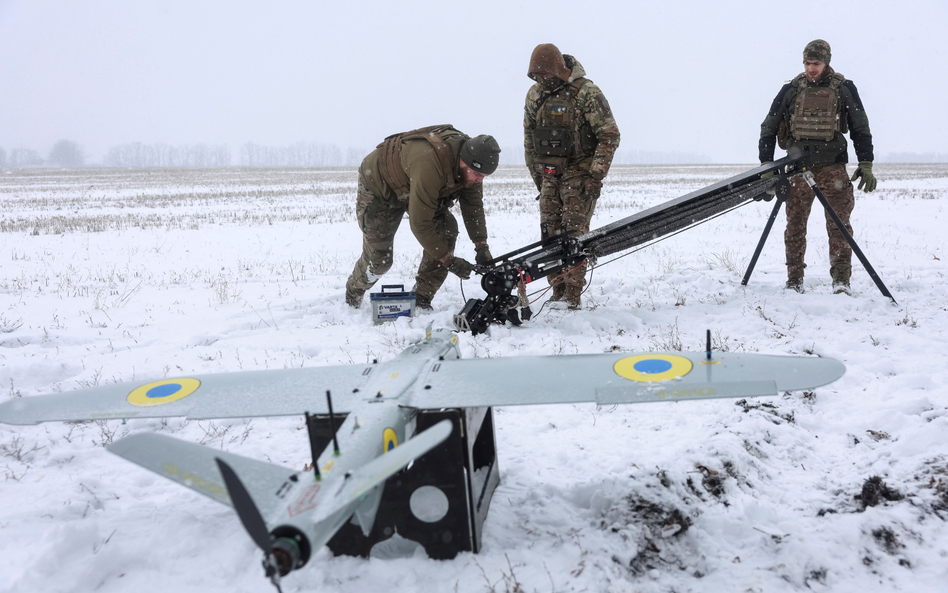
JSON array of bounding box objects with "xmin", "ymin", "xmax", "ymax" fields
[{"xmin": 1, "ymin": 0, "xmax": 946, "ymax": 164}]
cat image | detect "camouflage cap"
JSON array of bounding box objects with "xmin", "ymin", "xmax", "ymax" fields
[
  {"xmin": 528, "ymin": 43, "xmax": 572, "ymax": 82},
  {"xmin": 803, "ymin": 39, "xmax": 831, "ymax": 64},
  {"xmin": 460, "ymin": 135, "xmax": 501, "ymax": 175}
]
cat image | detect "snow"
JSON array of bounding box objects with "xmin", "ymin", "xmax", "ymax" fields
[{"xmin": 1, "ymin": 163, "xmax": 947, "ymax": 592}]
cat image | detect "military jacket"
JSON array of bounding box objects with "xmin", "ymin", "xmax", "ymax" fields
[
  {"xmin": 523, "ymin": 55, "xmax": 620, "ymax": 188},
  {"xmin": 759, "ymin": 67, "xmax": 874, "ymax": 167},
  {"xmin": 359, "ymin": 127, "xmax": 488, "ymax": 261}
]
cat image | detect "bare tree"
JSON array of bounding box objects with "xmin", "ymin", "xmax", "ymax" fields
[
  {"xmin": 0, "ymin": 147, "xmax": 6, "ymax": 168},
  {"xmin": 9, "ymin": 148, "xmax": 44, "ymax": 167},
  {"xmin": 47, "ymin": 139, "xmax": 86, "ymax": 168},
  {"xmin": 345, "ymin": 147, "xmax": 365, "ymax": 166}
]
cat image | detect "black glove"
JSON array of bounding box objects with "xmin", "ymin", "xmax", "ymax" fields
[
  {"xmin": 586, "ymin": 176, "xmax": 603, "ymax": 199},
  {"xmin": 475, "ymin": 244, "xmax": 493, "ymax": 265},
  {"xmin": 446, "ymin": 256, "xmax": 474, "ymax": 279},
  {"xmin": 851, "ymin": 161, "xmax": 877, "ymax": 192},
  {"xmin": 760, "ymin": 161, "xmax": 774, "ymax": 180}
]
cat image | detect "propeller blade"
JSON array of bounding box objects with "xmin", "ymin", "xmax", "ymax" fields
[{"xmin": 215, "ymin": 457, "xmax": 273, "ymax": 553}]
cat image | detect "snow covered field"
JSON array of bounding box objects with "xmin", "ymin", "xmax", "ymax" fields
[{"xmin": 1, "ymin": 163, "xmax": 946, "ymax": 592}]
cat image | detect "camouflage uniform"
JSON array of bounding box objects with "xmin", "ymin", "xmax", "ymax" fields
[
  {"xmin": 759, "ymin": 40, "xmax": 874, "ymax": 290},
  {"xmin": 524, "ymin": 44, "xmax": 620, "ymax": 308},
  {"xmin": 345, "ymin": 126, "xmax": 493, "ymax": 309}
]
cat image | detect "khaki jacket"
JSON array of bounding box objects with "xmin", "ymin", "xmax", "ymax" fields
[{"xmin": 360, "ymin": 135, "xmax": 488, "ymax": 261}]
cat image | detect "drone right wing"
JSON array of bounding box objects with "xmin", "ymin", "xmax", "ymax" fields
[{"xmin": 409, "ymin": 351, "xmax": 845, "ymax": 409}]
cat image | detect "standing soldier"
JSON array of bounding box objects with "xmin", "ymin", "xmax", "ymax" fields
[
  {"xmin": 759, "ymin": 39, "xmax": 876, "ymax": 295},
  {"xmin": 524, "ymin": 43, "xmax": 620, "ymax": 309},
  {"xmin": 345, "ymin": 125, "xmax": 501, "ymax": 310}
]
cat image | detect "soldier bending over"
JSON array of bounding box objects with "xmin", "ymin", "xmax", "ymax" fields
[{"xmin": 345, "ymin": 126, "xmax": 500, "ymax": 310}]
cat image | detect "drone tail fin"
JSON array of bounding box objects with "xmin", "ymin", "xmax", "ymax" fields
[{"xmin": 108, "ymin": 433, "xmax": 296, "ymax": 516}]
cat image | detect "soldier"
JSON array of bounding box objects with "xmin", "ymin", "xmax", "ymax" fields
[
  {"xmin": 524, "ymin": 43, "xmax": 620, "ymax": 309},
  {"xmin": 759, "ymin": 39, "xmax": 876, "ymax": 295},
  {"xmin": 345, "ymin": 125, "xmax": 501, "ymax": 310}
]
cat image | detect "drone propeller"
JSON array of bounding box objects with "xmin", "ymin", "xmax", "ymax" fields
[{"xmin": 215, "ymin": 458, "xmax": 286, "ymax": 592}]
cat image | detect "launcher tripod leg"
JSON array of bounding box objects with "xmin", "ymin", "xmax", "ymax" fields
[
  {"xmin": 741, "ymin": 194, "xmax": 787, "ymax": 287},
  {"xmin": 801, "ymin": 171, "xmax": 897, "ymax": 304}
]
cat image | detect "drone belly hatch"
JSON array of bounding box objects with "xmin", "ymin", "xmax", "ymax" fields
[{"xmin": 360, "ymin": 357, "xmax": 432, "ymax": 402}]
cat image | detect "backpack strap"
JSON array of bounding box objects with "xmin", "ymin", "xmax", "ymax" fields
[{"xmin": 376, "ymin": 124, "xmax": 460, "ymax": 198}]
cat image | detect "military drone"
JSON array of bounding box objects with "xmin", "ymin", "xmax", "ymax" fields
[{"xmin": 1, "ymin": 327, "xmax": 845, "ymax": 591}]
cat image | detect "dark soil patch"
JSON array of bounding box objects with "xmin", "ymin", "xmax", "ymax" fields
[
  {"xmin": 871, "ymin": 526, "xmax": 903, "ymax": 555},
  {"xmin": 858, "ymin": 476, "xmax": 903, "ymax": 509},
  {"xmin": 734, "ymin": 399, "xmax": 795, "ymax": 424},
  {"xmin": 625, "ymin": 495, "xmax": 692, "ymax": 537}
]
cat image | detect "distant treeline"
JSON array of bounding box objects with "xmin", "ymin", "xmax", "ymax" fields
[
  {"xmin": 0, "ymin": 140, "xmax": 367, "ymax": 168},
  {"xmin": 0, "ymin": 142, "xmax": 714, "ymax": 168},
  {"xmin": 613, "ymin": 149, "xmax": 712, "ymax": 165},
  {"xmin": 4, "ymin": 141, "xmax": 947, "ymax": 169},
  {"xmin": 106, "ymin": 141, "xmax": 368, "ymax": 168},
  {"xmin": 883, "ymin": 152, "xmax": 948, "ymax": 163},
  {"xmin": 106, "ymin": 143, "xmax": 233, "ymax": 167}
]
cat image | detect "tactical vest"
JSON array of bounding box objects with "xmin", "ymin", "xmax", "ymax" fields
[
  {"xmin": 789, "ymin": 72, "xmax": 848, "ymax": 142},
  {"xmin": 376, "ymin": 124, "xmax": 466, "ymax": 201},
  {"xmin": 532, "ymin": 80, "xmax": 598, "ymax": 173}
]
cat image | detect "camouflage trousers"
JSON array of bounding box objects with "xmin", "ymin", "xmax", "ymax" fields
[
  {"xmin": 539, "ymin": 174, "xmax": 599, "ymax": 294},
  {"xmin": 345, "ymin": 177, "xmax": 458, "ymax": 304},
  {"xmin": 784, "ymin": 163, "xmax": 855, "ymax": 281}
]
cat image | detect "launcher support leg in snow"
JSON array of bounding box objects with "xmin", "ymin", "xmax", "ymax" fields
[
  {"xmin": 741, "ymin": 170, "xmax": 896, "ymax": 304},
  {"xmin": 803, "ymin": 171, "xmax": 897, "ymax": 304},
  {"xmin": 741, "ymin": 178, "xmax": 791, "ymax": 287}
]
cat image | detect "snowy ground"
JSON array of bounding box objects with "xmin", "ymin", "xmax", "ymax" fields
[{"xmin": 1, "ymin": 163, "xmax": 946, "ymax": 592}]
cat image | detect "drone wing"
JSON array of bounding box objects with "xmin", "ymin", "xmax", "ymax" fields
[
  {"xmin": 0, "ymin": 364, "xmax": 373, "ymax": 425},
  {"xmin": 410, "ymin": 351, "xmax": 845, "ymax": 409}
]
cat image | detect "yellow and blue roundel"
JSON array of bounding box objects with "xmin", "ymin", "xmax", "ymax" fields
[
  {"xmin": 383, "ymin": 428, "xmax": 398, "ymax": 452},
  {"xmin": 127, "ymin": 378, "xmax": 201, "ymax": 407},
  {"xmin": 614, "ymin": 354, "xmax": 693, "ymax": 383}
]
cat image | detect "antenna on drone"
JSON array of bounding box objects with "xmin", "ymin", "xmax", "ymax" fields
[
  {"xmin": 303, "ymin": 412, "xmax": 322, "ymax": 481},
  {"xmin": 326, "ymin": 390, "xmax": 341, "ymax": 456}
]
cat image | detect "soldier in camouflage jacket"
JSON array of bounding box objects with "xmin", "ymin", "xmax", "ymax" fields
[
  {"xmin": 524, "ymin": 43, "xmax": 620, "ymax": 309},
  {"xmin": 345, "ymin": 126, "xmax": 500, "ymax": 310},
  {"xmin": 759, "ymin": 39, "xmax": 877, "ymax": 294}
]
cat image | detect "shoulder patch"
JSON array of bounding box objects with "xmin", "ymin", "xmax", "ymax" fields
[{"xmin": 596, "ymin": 94, "xmax": 614, "ymax": 118}]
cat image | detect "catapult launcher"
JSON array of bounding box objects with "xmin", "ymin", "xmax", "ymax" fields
[{"xmin": 455, "ymin": 153, "xmax": 894, "ymax": 335}]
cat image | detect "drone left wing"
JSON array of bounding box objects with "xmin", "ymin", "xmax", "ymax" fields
[
  {"xmin": 410, "ymin": 351, "xmax": 845, "ymax": 409},
  {"xmin": 0, "ymin": 364, "xmax": 373, "ymax": 426}
]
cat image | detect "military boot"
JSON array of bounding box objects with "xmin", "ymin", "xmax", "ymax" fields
[
  {"xmin": 415, "ymin": 295, "xmax": 434, "ymax": 311},
  {"xmin": 550, "ymin": 283, "xmax": 566, "ymax": 302},
  {"xmin": 345, "ymin": 281, "xmax": 365, "ymax": 308},
  {"xmin": 831, "ymin": 265, "xmax": 852, "ymax": 295},
  {"xmin": 565, "ymin": 285, "xmax": 582, "ymax": 310},
  {"xmin": 785, "ymin": 277, "xmax": 804, "ymax": 294}
]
